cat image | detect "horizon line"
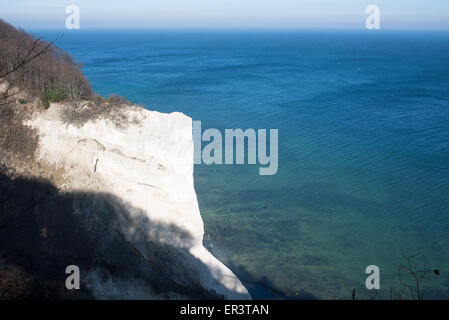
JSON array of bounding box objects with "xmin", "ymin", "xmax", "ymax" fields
[{"xmin": 25, "ymin": 26, "xmax": 449, "ymax": 32}]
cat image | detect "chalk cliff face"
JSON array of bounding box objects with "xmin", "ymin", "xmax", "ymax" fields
[{"xmin": 0, "ymin": 93, "xmax": 250, "ymax": 299}]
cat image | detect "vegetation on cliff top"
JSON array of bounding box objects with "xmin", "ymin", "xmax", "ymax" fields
[
  {"xmin": 0, "ymin": 17, "xmax": 136, "ymax": 125},
  {"xmin": 0, "ymin": 19, "xmax": 93, "ymax": 102}
]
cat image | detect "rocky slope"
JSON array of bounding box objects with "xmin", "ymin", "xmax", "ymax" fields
[{"xmin": 0, "ymin": 82, "xmax": 251, "ymax": 299}]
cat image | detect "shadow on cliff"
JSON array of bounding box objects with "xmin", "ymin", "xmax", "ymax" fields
[{"xmin": 0, "ymin": 170, "xmax": 245, "ymax": 300}]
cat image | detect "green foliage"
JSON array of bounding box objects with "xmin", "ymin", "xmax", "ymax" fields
[
  {"xmin": 41, "ymin": 97, "xmax": 50, "ymax": 109},
  {"xmin": 41, "ymin": 90, "xmax": 66, "ymax": 109}
]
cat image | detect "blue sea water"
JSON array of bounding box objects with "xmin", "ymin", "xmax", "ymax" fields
[{"xmin": 35, "ymin": 29, "xmax": 449, "ymax": 299}]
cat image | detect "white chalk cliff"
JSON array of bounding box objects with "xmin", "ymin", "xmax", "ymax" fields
[{"xmin": 18, "ymin": 102, "xmax": 251, "ymax": 299}]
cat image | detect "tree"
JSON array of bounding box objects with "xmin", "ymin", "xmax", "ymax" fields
[
  {"xmin": 0, "ymin": 35, "xmax": 56, "ymax": 79},
  {"xmin": 0, "ymin": 18, "xmax": 93, "ymax": 104}
]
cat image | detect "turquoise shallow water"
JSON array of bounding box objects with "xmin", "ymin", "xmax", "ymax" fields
[{"xmin": 36, "ymin": 29, "xmax": 449, "ymax": 299}]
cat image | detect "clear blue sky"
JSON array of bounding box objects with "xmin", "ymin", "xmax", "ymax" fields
[{"xmin": 1, "ymin": 0, "xmax": 449, "ymax": 29}]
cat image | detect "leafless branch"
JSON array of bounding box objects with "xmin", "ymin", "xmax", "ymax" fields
[{"xmin": 0, "ymin": 35, "xmax": 62, "ymax": 79}]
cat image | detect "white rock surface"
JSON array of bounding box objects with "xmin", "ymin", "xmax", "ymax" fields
[{"xmin": 26, "ymin": 103, "xmax": 251, "ymax": 300}]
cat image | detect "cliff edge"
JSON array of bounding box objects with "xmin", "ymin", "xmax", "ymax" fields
[{"xmin": 0, "ymin": 85, "xmax": 250, "ymax": 299}]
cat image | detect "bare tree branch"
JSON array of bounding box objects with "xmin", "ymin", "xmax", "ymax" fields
[{"xmin": 0, "ymin": 35, "xmax": 62, "ymax": 79}]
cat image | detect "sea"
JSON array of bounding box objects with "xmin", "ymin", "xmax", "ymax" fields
[{"xmin": 34, "ymin": 29, "xmax": 449, "ymax": 299}]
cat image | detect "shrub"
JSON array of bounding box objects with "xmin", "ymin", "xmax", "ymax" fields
[
  {"xmin": 107, "ymin": 94, "xmax": 123, "ymax": 105},
  {"xmin": 46, "ymin": 89, "xmax": 66, "ymax": 102},
  {"xmin": 41, "ymin": 89, "xmax": 66, "ymax": 109},
  {"xmin": 92, "ymin": 95, "xmax": 104, "ymax": 106},
  {"xmin": 41, "ymin": 98, "xmax": 50, "ymax": 109}
]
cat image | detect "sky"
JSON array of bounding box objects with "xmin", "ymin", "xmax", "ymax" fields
[{"xmin": 1, "ymin": 0, "xmax": 449, "ymax": 29}]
